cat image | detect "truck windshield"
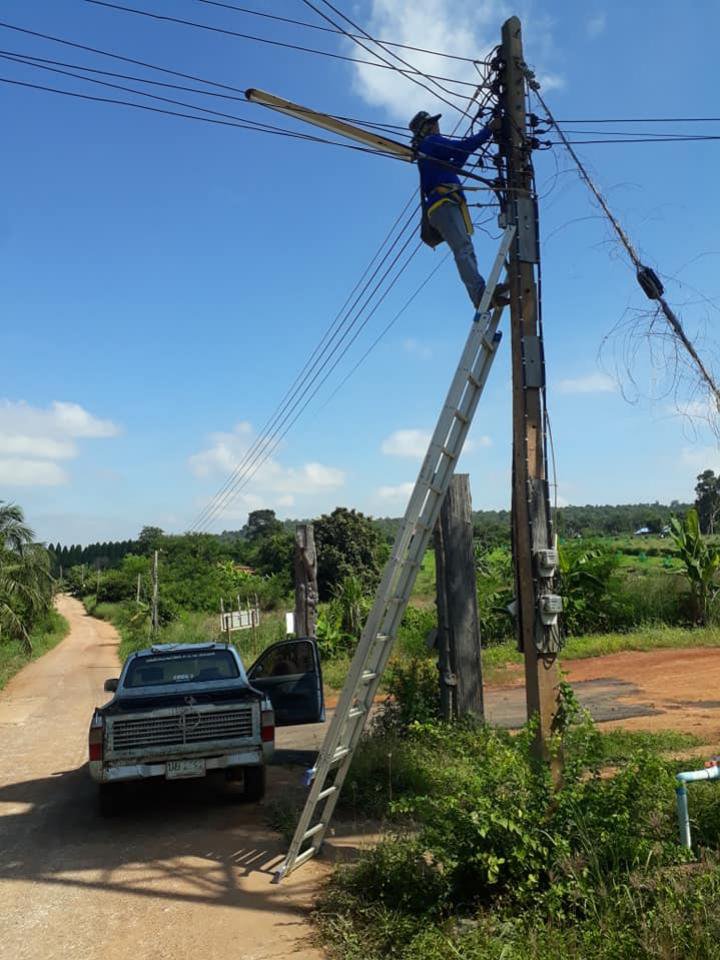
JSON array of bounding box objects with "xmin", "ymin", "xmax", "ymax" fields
[{"xmin": 124, "ymin": 650, "xmax": 241, "ymax": 688}]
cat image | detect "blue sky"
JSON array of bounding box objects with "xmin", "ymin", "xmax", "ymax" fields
[{"xmin": 2, "ymin": 0, "xmax": 720, "ymax": 544}]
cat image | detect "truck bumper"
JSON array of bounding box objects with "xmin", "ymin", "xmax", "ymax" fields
[{"xmin": 90, "ymin": 749, "xmax": 264, "ymax": 784}]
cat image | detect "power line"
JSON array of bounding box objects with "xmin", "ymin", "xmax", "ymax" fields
[
  {"xmin": 536, "ymin": 88, "xmax": 720, "ymax": 406},
  {"xmin": 190, "ymin": 199, "xmax": 420, "ymax": 531},
  {"xmin": 556, "ymin": 116, "xmax": 720, "ymax": 124},
  {"xmin": 80, "ymin": 0, "xmax": 480, "ymax": 88},
  {"xmin": 550, "ymin": 135, "xmax": 720, "ymax": 145},
  {"xmin": 0, "ymin": 68, "xmax": 409, "ymax": 160},
  {"xmin": 300, "ymin": 0, "xmax": 475, "ymax": 114},
  {"xmin": 191, "ymin": 195, "xmax": 419, "ymax": 531},
  {"xmin": 192, "ymin": 221, "xmax": 422, "ymax": 531},
  {"xmin": 0, "ymin": 46, "xmax": 411, "ymax": 136},
  {"xmin": 193, "ymin": 0, "xmax": 479, "ymax": 63},
  {"xmin": 191, "ymin": 87, "xmax": 499, "ymax": 530}
]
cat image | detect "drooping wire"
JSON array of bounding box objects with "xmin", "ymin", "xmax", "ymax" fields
[{"xmin": 535, "ymin": 87, "xmax": 720, "ymax": 406}]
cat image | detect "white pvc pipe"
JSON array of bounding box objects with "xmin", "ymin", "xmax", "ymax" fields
[{"xmin": 675, "ymin": 765, "xmax": 720, "ymax": 848}]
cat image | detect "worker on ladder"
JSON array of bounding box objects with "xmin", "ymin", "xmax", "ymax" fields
[{"xmin": 410, "ymin": 111, "xmax": 506, "ymax": 313}]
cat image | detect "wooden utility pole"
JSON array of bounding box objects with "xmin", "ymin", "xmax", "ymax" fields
[
  {"xmin": 136, "ymin": 572, "xmax": 142, "ymax": 604},
  {"xmin": 434, "ymin": 475, "xmax": 484, "ymax": 720},
  {"xmin": 151, "ymin": 550, "xmax": 159, "ymax": 638},
  {"xmin": 500, "ymin": 16, "xmax": 562, "ymax": 768},
  {"xmin": 294, "ymin": 524, "xmax": 318, "ymax": 638}
]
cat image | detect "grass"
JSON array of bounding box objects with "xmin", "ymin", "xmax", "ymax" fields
[
  {"xmin": 410, "ymin": 552, "xmax": 436, "ymax": 604},
  {"xmin": 482, "ymin": 623, "xmax": 720, "ymax": 684},
  {"xmin": 576, "ymin": 727, "xmax": 704, "ymax": 762},
  {"xmin": 316, "ymin": 718, "xmax": 720, "ymax": 960},
  {"xmin": 0, "ymin": 607, "xmax": 69, "ymax": 691},
  {"xmin": 85, "ymin": 597, "xmax": 289, "ymax": 665}
]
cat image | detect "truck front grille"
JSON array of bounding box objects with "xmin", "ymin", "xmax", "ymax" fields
[{"xmin": 110, "ymin": 707, "xmax": 254, "ymax": 753}]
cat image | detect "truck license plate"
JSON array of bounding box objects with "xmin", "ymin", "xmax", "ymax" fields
[{"xmin": 166, "ymin": 759, "xmax": 206, "ymax": 780}]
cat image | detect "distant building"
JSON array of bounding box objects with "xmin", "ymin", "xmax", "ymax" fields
[{"xmin": 633, "ymin": 526, "xmax": 652, "ymax": 537}]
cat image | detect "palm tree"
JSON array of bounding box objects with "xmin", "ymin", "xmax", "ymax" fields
[{"xmin": 0, "ymin": 502, "xmax": 54, "ymax": 653}]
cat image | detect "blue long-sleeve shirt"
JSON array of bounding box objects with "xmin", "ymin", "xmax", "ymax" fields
[{"xmin": 416, "ymin": 127, "xmax": 492, "ymax": 212}]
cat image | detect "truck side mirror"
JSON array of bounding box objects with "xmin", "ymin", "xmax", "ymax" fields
[{"xmin": 104, "ymin": 678, "xmax": 119, "ymax": 693}]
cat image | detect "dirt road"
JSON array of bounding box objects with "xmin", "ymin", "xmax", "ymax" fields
[
  {"xmin": 485, "ymin": 646, "xmax": 720, "ymax": 745},
  {"xmin": 0, "ymin": 596, "xmax": 328, "ymax": 960}
]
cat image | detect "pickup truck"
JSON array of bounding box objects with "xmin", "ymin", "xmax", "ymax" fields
[{"xmin": 88, "ymin": 638, "xmax": 324, "ymax": 814}]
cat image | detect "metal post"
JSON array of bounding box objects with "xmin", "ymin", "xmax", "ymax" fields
[{"xmin": 500, "ymin": 16, "xmax": 561, "ymax": 771}]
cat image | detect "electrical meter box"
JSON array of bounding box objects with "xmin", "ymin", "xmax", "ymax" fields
[
  {"xmin": 539, "ymin": 593, "xmax": 563, "ymax": 626},
  {"xmin": 535, "ymin": 548, "xmax": 558, "ymax": 578}
]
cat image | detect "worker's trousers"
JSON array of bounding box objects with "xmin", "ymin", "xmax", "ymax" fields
[{"xmin": 428, "ymin": 201, "xmax": 485, "ymax": 308}]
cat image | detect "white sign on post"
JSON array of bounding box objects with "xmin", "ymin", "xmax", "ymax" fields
[
  {"xmin": 285, "ymin": 612, "xmax": 295, "ymax": 636},
  {"xmin": 220, "ymin": 607, "xmax": 260, "ymax": 633}
]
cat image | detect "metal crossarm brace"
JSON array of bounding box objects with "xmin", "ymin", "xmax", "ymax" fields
[{"xmin": 273, "ymin": 225, "xmax": 516, "ymax": 883}]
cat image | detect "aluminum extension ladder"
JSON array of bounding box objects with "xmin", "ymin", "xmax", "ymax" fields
[{"xmin": 273, "ymin": 225, "xmax": 516, "ymax": 882}]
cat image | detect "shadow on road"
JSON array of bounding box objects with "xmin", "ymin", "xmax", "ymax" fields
[{"xmin": 0, "ymin": 762, "xmax": 319, "ymax": 912}]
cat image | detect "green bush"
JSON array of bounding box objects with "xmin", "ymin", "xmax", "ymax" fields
[
  {"xmin": 397, "ymin": 606, "xmax": 436, "ymax": 656},
  {"xmin": 318, "ymin": 713, "xmax": 720, "ymax": 960},
  {"xmin": 377, "ymin": 657, "xmax": 441, "ymax": 732}
]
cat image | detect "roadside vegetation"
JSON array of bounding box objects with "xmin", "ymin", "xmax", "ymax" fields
[
  {"xmin": 0, "ymin": 500, "xmax": 67, "ymax": 689},
  {"xmin": 317, "ymin": 690, "xmax": 720, "ymax": 960}
]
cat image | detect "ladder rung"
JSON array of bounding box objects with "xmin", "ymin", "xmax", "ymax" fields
[
  {"xmin": 348, "ymin": 705, "xmax": 366, "ymax": 719},
  {"xmin": 360, "ymin": 670, "xmax": 377, "ymax": 683},
  {"xmin": 375, "ymin": 633, "xmax": 391, "ymax": 643},
  {"xmin": 292, "ymin": 846, "xmax": 318, "ymax": 869},
  {"xmin": 467, "ymin": 372, "xmax": 482, "ymax": 388},
  {"xmin": 440, "ymin": 445, "xmax": 457, "ymax": 459},
  {"xmin": 318, "ymin": 785, "xmax": 337, "ymax": 801},
  {"xmin": 453, "ymin": 409, "xmax": 469, "ymax": 424},
  {"xmin": 331, "ymin": 746, "xmax": 350, "ymax": 763},
  {"xmin": 302, "ymin": 822, "xmax": 325, "ymax": 841},
  {"xmin": 429, "ymin": 483, "xmax": 445, "ymax": 496}
]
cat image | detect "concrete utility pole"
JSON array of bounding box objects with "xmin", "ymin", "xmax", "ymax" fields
[
  {"xmin": 500, "ymin": 16, "xmax": 562, "ymax": 768},
  {"xmin": 294, "ymin": 524, "xmax": 318, "ymax": 638},
  {"xmin": 151, "ymin": 550, "xmax": 159, "ymax": 638},
  {"xmin": 434, "ymin": 475, "xmax": 484, "ymax": 721},
  {"xmin": 136, "ymin": 572, "xmax": 142, "ymax": 604}
]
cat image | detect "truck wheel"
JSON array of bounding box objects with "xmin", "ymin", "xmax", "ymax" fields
[
  {"xmin": 243, "ymin": 765, "xmax": 266, "ymax": 802},
  {"xmin": 98, "ymin": 784, "xmax": 121, "ymax": 817}
]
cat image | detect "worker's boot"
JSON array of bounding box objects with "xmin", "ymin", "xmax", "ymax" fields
[{"xmin": 491, "ymin": 283, "xmax": 511, "ymax": 308}]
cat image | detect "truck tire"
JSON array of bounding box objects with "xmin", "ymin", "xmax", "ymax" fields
[
  {"xmin": 98, "ymin": 783, "xmax": 121, "ymax": 817},
  {"xmin": 243, "ymin": 765, "xmax": 266, "ymax": 802}
]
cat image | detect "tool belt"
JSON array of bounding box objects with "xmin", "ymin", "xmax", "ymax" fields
[{"xmin": 420, "ymin": 184, "xmax": 473, "ymax": 248}]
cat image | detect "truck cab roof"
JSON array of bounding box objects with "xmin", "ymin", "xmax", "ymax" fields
[{"xmin": 132, "ymin": 642, "xmax": 232, "ymax": 659}]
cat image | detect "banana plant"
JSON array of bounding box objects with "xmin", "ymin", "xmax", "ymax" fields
[{"xmin": 669, "ymin": 508, "xmax": 720, "ymax": 625}]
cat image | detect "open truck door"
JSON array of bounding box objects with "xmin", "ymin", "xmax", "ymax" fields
[{"xmin": 248, "ymin": 638, "xmax": 325, "ymax": 726}]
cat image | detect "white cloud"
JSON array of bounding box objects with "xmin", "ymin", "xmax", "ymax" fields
[
  {"xmin": 680, "ymin": 445, "xmax": 720, "ymax": 471},
  {"xmin": 382, "ymin": 428, "xmax": 431, "ymax": 459},
  {"xmin": 378, "ymin": 482, "xmax": 415, "ymax": 501},
  {"xmin": 0, "ymin": 400, "xmax": 121, "ymax": 487},
  {"xmin": 188, "ymin": 423, "xmax": 346, "ymax": 518},
  {"xmin": 382, "ymin": 427, "xmax": 491, "ymax": 460},
  {"xmin": 556, "ymin": 372, "xmax": 617, "ymax": 395},
  {"xmin": 586, "ymin": 13, "xmax": 606, "ymax": 37},
  {"xmin": 347, "ymin": 1, "xmax": 562, "ymax": 119},
  {"xmin": 403, "ymin": 338, "xmax": 432, "ymax": 359},
  {"xmin": 0, "ymin": 459, "xmax": 68, "ymax": 487}
]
